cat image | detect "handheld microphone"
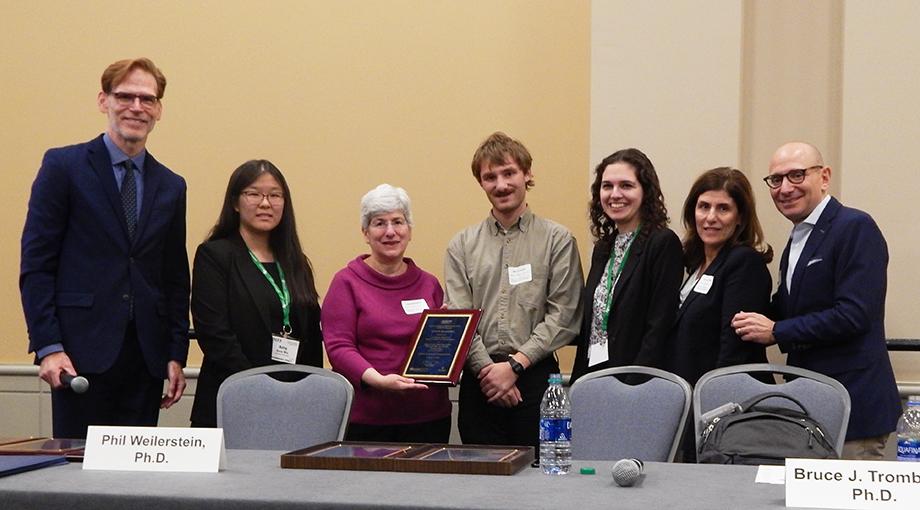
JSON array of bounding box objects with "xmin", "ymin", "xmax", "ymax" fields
[
  {"xmin": 60, "ymin": 372, "xmax": 89, "ymax": 394},
  {"xmin": 612, "ymin": 458, "xmax": 644, "ymax": 487}
]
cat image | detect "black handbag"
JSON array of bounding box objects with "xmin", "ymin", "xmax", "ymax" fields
[{"xmin": 698, "ymin": 392, "xmax": 838, "ymax": 465}]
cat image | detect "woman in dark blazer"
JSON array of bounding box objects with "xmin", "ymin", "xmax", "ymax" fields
[
  {"xmin": 571, "ymin": 149, "xmax": 683, "ymax": 382},
  {"xmin": 667, "ymin": 168, "xmax": 773, "ymax": 386},
  {"xmin": 667, "ymin": 167, "xmax": 773, "ymax": 462},
  {"xmin": 189, "ymin": 160, "xmax": 323, "ymax": 427}
]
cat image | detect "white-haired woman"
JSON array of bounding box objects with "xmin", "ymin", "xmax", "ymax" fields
[{"xmin": 321, "ymin": 184, "xmax": 450, "ymax": 443}]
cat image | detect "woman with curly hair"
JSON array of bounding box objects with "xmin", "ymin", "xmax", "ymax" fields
[{"xmin": 570, "ymin": 148, "xmax": 683, "ymax": 382}]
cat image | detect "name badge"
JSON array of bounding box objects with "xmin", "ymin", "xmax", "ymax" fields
[
  {"xmin": 508, "ymin": 264, "xmax": 533, "ymax": 286},
  {"xmin": 83, "ymin": 426, "xmax": 226, "ymax": 473},
  {"xmin": 786, "ymin": 458, "xmax": 920, "ymax": 509},
  {"xmin": 693, "ymin": 274, "xmax": 714, "ymax": 294},
  {"xmin": 271, "ymin": 335, "xmax": 300, "ymax": 364},
  {"xmin": 401, "ymin": 298, "xmax": 429, "ymax": 315},
  {"xmin": 587, "ymin": 341, "xmax": 609, "ymax": 367}
]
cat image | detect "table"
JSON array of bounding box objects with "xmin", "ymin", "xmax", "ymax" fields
[{"xmin": 0, "ymin": 449, "xmax": 804, "ymax": 510}]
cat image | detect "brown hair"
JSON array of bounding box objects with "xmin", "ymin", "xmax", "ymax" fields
[
  {"xmin": 681, "ymin": 167, "xmax": 773, "ymax": 271},
  {"xmin": 101, "ymin": 58, "xmax": 167, "ymax": 98},
  {"xmin": 470, "ymin": 132, "xmax": 534, "ymax": 189},
  {"xmin": 589, "ymin": 148, "xmax": 668, "ymax": 242}
]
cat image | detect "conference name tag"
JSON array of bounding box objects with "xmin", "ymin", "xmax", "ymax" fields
[
  {"xmin": 271, "ymin": 334, "xmax": 300, "ymax": 364},
  {"xmin": 83, "ymin": 426, "xmax": 226, "ymax": 473},
  {"xmin": 401, "ymin": 298, "xmax": 429, "ymax": 315},
  {"xmin": 693, "ymin": 274, "xmax": 714, "ymax": 294},
  {"xmin": 508, "ymin": 264, "xmax": 533, "ymax": 286},
  {"xmin": 587, "ymin": 341, "xmax": 609, "ymax": 367},
  {"xmin": 785, "ymin": 458, "xmax": 920, "ymax": 509}
]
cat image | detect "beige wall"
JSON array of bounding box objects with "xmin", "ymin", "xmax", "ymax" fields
[
  {"xmin": 1, "ymin": 1, "xmax": 590, "ymax": 365},
  {"xmin": 840, "ymin": 1, "xmax": 920, "ymax": 376}
]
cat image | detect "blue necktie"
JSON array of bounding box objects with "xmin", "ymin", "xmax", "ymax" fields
[{"xmin": 121, "ymin": 160, "xmax": 137, "ymax": 241}]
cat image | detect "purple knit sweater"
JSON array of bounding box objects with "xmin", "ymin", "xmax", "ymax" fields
[{"xmin": 322, "ymin": 255, "xmax": 450, "ymax": 425}]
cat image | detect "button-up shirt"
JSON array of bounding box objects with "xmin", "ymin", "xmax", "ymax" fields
[
  {"xmin": 786, "ymin": 194, "xmax": 831, "ymax": 292},
  {"xmin": 103, "ymin": 133, "xmax": 145, "ymax": 215},
  {"xmin": 444, "ymin": 208, "xmax": 584, "ymax": 374}
]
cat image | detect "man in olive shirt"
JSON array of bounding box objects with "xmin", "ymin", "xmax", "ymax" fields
[{"xmin": 444, "ymin": 132, "xmax": 583, "ymax": 452}]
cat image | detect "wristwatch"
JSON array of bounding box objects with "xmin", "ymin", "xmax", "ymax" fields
[{"xmin": 506, "ymin": 355, "xmax": 525, "ymax": 376}]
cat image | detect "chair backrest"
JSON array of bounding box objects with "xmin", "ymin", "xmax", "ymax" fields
[
  {"xmin": 570, "ymin": 366, "xmax": 692, "ymax": 462},
  {"xmin": 693, "ymin": 363, "xmax": 851, "ymax": 456},
  {"xmin": 216, "ymin": 364, "xmax": 354, "ymax": 450}
]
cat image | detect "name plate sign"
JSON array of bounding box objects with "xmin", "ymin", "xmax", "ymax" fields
[
  {"xmin": 83, "ymin": 426, "xmax": 226, "ymax": 472},
  {"xmin": 786, "ymin": 458, "xmax": 920, "ymax": 509}
]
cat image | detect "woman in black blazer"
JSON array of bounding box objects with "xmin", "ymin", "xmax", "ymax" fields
[
  {"xmin": 666, "ymin": 167, "xmax": 773, "ymax": 462},
  {"xmin": 666, "ymin": 167, "xmax": 773, "ymax": 387},
  {"xmin": 571, "ymin": 149, "xmax": 683, "ymax": 382},
  {"xmin": 190, "ymin": 160, "xmax": 323, "ymax": 427}
]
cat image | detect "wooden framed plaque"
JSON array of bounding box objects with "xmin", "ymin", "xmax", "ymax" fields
[
  {"xmin": 0, "ymin": 438, "xmax": 85, "ymax": 461},
  {"xmin": 400, "ymin": 309, "xmax": 481, "ymax": 385},
  {"xmin": 281, "ymin": 441, "xmax": 533, "ymax": 476},
  {"xmin": 0, "ymin": 438, "xmax": 39, "ymax": 447}
]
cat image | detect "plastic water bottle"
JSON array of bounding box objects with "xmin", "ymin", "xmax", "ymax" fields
[
  {"xmin": 539, "ymin": 373, "xmax": 572, "ymax": 475},
  {"xmin": 896, "ymin": 395, "xmax": 920, "ymax": 462}
]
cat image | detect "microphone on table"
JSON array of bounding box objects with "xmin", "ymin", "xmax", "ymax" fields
[
  {"xmin": 612, "ymin": 458, "xmax": 644, "ymax": 487},
  {"xmin": 60, "ymin": 372, "xmax": 89, "ymax": 394}
]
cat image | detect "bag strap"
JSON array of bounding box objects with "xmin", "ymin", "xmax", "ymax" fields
[{"xmin": 739, "ymin": 392, "xmax": 809, "ymax": 415}]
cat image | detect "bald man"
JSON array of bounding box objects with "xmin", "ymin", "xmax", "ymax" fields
[{"xmin": 732, "ymin": 142, "xmax": 901, "ymax": 460}]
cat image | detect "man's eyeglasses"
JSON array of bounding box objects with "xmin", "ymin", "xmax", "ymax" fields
[
  {"xmin": 240, "ymin": 190, "xmax": 285, "ymax": 206},
  {"xmin": 763, "ymin": 166, "xmax": 823, "ymax": 189},
  {"xmin": 110, "ymin": 92, "xmax": 159, "ymax": 108}
]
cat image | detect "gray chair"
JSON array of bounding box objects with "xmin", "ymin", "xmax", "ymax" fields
[
  {"xmin": 216, "ymin": 364, "xmax": 354, "ymax": 450},
  {"xmin": 693, "ymin": 363, "xmax": 851, "ymax": 457},
  {"xmin": 570, "ymin": 366, "xmax": 692, "ymax": 462}
]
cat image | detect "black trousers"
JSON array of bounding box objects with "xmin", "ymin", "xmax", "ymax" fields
[
  {"xmin": 458, "ymin": 355, "xmax": 558, "ymax": 456},
  {"xmin": 51, "ymin": 322, "xmax": 162, "ymax": 439}
]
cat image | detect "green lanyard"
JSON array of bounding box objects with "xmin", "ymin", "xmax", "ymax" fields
[
  {"xmin": 247, "ymin": 250, "xmax": 292, "ymax": 335},
  {"xmin": 601, "ymin": 225, "xmax": 640, "ymax": 330}
]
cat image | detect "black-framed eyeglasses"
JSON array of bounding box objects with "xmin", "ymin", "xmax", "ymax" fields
[
  {"xmin": 763, "ymin": 166, "xmax": 823, "ymax": 189},
  {"xmin": 240, "ymin": 190, "xmax": 285, "ymax": 206},
  {"xmin": 110, "ymin": 92, "xmax": 159, "ymax": 108}
]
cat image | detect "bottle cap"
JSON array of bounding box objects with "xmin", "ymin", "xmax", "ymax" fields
[{"xmin": 580, "ymin": 467, "xmax": 596, "ymax": 475}]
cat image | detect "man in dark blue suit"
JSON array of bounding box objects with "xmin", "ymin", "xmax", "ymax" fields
[
  {"xmin": 20, "ymin": 58, "xmax": 190, "ymax": 439},
  {"xmin": 732, "ymin": 141, "xmax": 901, "ymax": 460}
]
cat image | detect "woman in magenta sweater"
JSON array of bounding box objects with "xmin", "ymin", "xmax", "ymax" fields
[{"xmin": 322, "ymin": 184, "xmax": 451, "ymax": 442}]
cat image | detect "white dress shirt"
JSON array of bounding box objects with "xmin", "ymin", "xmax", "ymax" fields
[{"xmin": 786, "ymin": 194, "xmax": 832, "ymax": 293}]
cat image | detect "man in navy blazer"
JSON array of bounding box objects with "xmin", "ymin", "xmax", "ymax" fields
[
  {"xmin": 20, "ymin": 58, "xmax": 189, "ymax": 438},
  {"xmin": 732, "ymin": 142, "xmax": 901, "ymax": 460}
]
